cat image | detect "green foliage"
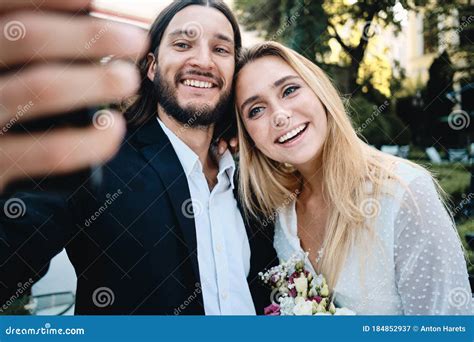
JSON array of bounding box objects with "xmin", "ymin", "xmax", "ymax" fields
[
  {"xmin": 348, "ymin": 95, "xmax": 411, "ymax": 146},
  {"xmin": 457, "ymin": 220, "xmax": 474, "ymax": 275}
]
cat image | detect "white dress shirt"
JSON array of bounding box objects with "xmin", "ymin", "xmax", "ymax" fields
[{"xmin": 157, "ymin": 118, "xmax": 255, "ymax": 315}]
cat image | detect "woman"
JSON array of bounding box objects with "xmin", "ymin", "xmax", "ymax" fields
[{"xmin": 234, "ymin": 41, "xmax": 473, "ymax": 315}]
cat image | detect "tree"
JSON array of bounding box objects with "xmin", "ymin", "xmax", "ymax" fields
[{"xmin": 234, "ymin": 0, "xmax": 436, "ymax": 94}]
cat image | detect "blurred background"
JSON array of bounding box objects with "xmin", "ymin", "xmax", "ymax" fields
[{"xmin": 7, "ymin": 0, "xmax": 474, "ymax": 315}]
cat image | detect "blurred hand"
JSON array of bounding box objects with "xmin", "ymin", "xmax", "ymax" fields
[
  {"xmin": 0, "ymin": 0, "xmax": 148, "ymax": 190},
  {"xmin": 217, "ymin": 137, "xmax": 239, "ymax": 157}
]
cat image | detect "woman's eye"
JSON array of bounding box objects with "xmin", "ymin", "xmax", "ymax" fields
[
  {"xmin": 283, "ymin": 86, "xmax": 299, "ymax": 97},
  {"xmin": 248, "ymin": 107, "xmax": 264, "ymax": 118}
]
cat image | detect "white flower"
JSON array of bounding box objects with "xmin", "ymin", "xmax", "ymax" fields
[
  {"xmin": 279, "ymin": 296, "xmax": 296, "ymax": 316},
  {"xmin": 334, "ymin": 307, "xmax": 356, "ymax": 315},
  {"xmin": 293, "ymin": 300, "xmax": 313, "ymax": 315},
  {"xmin": 294, "ymin": 276, "xmax": 308, "ymax": 297}
]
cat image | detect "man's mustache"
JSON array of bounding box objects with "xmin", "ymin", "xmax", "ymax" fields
[{"xmin": 174, "ymin": 70, "xmax": 224, "ymax": 89}]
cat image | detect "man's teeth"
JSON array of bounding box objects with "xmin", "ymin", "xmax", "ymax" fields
[
  {"xmin": 183, "ymin": 79, "xmax": 214, "ymax": 88},
  {"xmin": 278, "ymin": 124, "xmax": 307, "ymax": 143}
]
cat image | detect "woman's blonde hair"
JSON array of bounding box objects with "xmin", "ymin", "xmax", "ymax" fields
[{"xmin": 235, "ymin": 41, "xmax": 451, "ymax": 289}]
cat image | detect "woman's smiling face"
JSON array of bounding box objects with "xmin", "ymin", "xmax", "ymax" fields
[{"xmin": 236, "ymin": 56, "xmax": 328, "ymax": 167}]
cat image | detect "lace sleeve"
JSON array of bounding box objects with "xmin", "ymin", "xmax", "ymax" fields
[{"xmin": 394, "ymin": 172, "xmax": 473, "ymax": 315}]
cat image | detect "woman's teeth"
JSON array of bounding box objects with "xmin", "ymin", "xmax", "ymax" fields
[
  {"xmin": 277, "ymin": 123, "xmax": 307, "ymax": 143},
  {"xmin": 183, "ymin": 79, "xmax": 214, "ymax": 89}
]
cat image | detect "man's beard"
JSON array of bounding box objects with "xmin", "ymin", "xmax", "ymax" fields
[{"xmin": 153, "ymin": 68, "xmax": 231, "ymax": 128}]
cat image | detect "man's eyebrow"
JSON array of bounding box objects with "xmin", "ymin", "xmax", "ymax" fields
[
  {"xmin": 240, "ymin": 95, "xmax": 261, "ymax": 113},
  {"xmin": 167, "ymin": 29, "xmax": 186, "ymax": 38},
  {"xmin": 214, "ymin": 33, "xmax": 233, "ymax": 44},
  {"xmin": 166, "ymin": 31, "xmax": 234, "ymax": 45},
  {"xmin": 273, "ymin": 75, "xmax": 299, "ymax": 88}
]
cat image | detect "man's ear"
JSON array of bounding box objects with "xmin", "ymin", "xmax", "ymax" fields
[{"xmin": 146, "ymin": 53, "xmax": 157, "ymax": 82}]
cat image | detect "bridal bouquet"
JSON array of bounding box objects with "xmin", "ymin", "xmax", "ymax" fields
[{"xmin": 259, "ymin": 254, "xmax": 355, "ymax": 316}]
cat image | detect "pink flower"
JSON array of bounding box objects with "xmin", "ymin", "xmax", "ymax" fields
[
  {"xmin": 311, "ymin": 296, "xmax": 322, "ymax": 304},
  {"xmin": 264, "ymin": 303, "xmax": 281, "ymax": 316}
]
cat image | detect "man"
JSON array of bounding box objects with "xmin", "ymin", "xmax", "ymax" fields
[{"xmin": 0, "ymin": 0, "xmax": 277, "ymax": 315}]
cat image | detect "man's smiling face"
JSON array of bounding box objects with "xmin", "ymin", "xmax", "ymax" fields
[{"xmin": 147, "ymin": 5, "xmax": 236, "ymax": 127}]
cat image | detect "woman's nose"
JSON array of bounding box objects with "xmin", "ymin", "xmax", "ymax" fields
[{"xmin": 271, "ymin": 108, "xmax": 292, "ymax": 131}]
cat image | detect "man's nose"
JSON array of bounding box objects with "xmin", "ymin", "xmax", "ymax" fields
[{"xmin": 189, "ymin": 45, "xmax": 215, "ymax": 70}]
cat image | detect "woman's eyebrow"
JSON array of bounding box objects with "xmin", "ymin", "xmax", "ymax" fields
[
  {"xmin": 240, "ymin": 95, "xmax": 261, "ymax": 113},
  {"xmin": 273, "ymin": 75, "xmax": 299, "ymax": 88}
]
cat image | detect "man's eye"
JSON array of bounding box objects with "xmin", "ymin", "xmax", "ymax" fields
[
  {"xmin": 215, "ymin": 47, "xmax": 229, "ymax": 54},
  {"xmin": 248, "ymin": 107, "xmax": 264, "ymax": 118},
  {"xmin": 283, "ymin": 86, "xmax": 299, "ymax": 97},
  {"xmin": 175, "ymin": 42, "xmax": 190, "ymax": 49}
]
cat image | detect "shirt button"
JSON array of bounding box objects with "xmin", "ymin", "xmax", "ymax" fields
[
  {"xmin": 216, "ymin": 243, "xmax": 223, "ymax": 253},
  {"xmin": 222, "ymin": 292, "xmax": 228, "ymax": 300}
]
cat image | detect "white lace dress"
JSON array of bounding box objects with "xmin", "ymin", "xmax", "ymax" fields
[{"xmin": 274, "ymin": 162, "xmax": 473, "ymax": 315}]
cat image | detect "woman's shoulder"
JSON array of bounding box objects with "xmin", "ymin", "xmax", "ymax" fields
[{"xmin": 392, "ymin": 160, "xmax": 432, "ymax": 186}]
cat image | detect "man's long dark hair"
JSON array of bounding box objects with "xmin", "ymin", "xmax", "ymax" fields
[{"xmin": 124, "ymin": 0, "xmax": 242, "ymax": 140}]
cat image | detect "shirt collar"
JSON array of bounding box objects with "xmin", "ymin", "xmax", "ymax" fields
[
  {"xmin": 157, "ymin": 118, "xmax": 236, "ymax": 188},
  {"xmin": 157, "ymin": 118, "xmax": 199, "ymax": 177}
]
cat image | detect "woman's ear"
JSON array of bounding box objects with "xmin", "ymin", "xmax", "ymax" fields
[{"xmin": 146, "ymin": 53, "xmax": 157, "ymax": 82}]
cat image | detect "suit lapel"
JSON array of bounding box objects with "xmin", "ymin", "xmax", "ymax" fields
[{"xmin": 134, "ymin": 119, "xmax": 200, "ymax": 281}]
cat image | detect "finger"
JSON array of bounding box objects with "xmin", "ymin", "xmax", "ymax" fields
[
  {"xmin": 0, "ymin": 111, "xmax": 125, "ymax": 185},
  {"xmin": 0, "ymin": 0, "xmax": 91, "ymax": 13},
  {"xmin": 230, "ymin": 137, "xmax": 238, "ymax": 147},
  {"xmin": 217, "ymin": 139, "xmax": 228, "ymax": 155},
  {"xmin": 0, "ymin": 12, "xmax": 148, "ymax": 66},
  {"xmin": 0, "ymin": 60, "xmax": 139, "ymax": 126}
]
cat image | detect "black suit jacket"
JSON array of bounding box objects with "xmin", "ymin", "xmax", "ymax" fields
[{"xmin": 0, "ymin": 118, "xmax": 277, "ymax": 314}]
